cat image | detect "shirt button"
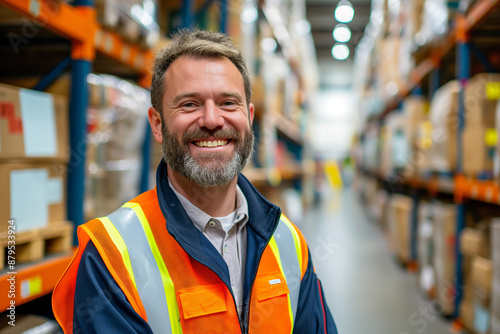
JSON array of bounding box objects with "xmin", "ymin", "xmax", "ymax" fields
[
  {"xmin": 224, "ymin": 244, "xmax": 228, "ymax": 253},
  {"xmin": 209, "ymin": 220, "xmax": 216, "ymax": 227}
]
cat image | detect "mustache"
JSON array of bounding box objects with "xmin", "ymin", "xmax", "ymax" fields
[{"xmin": 181, "ymin": 128, "xmax": 242, "ymax": 143}]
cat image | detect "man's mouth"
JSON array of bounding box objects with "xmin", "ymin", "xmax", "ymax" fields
[{"xmin": 192, "ymin": 139, "xmax": 230, "ymax": 148}]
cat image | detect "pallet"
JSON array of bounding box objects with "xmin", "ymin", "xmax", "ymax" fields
[{"xmin": 0, "ymin": 221, "xmax": 73, "ymax": 271}]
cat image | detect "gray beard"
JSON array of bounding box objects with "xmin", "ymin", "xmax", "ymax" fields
[{"xmin": 161, "ymin": 126, "xmax": 254, "ymax": 187}]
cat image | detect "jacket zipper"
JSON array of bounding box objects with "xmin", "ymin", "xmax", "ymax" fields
[{"xmin": 241, "ymin": 210, "xmax": 282, "ymax": 334}]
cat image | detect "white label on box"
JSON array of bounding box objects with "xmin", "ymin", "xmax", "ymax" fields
[
  {"xmin": 474, "ymin": 300, "xmax": 491, "ymax": 334},
  {"xmin": 46, "ymin": 177, "xmax": 63, "ymax": 204},
  {"xmin": 19, "ymin": 88, "xmax": 57, "ymax": 157},
  {"xmin": 20, "ymin": 279, "xmax": 31, "ymax": 299},
  {"xmin": 10, "ymin": 169, "xmax": 49, "ymax": 232}
]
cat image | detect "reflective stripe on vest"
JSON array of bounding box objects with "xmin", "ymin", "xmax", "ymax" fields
[
  {"xmin": 102, "ymin": 204, "xmax": 183, "ymax": 334},
  {"xmin": 269, "ymin": 216, "xmax": 303, "ymax": 329}
]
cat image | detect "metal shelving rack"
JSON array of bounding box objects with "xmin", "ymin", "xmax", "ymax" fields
[
  {"xmin": 363, "ymin": 0, "xmax": 500, "ymax": 324},
  {"xmin": 0, "ymin": 0, "xmax": 156, "ymax": 312}
]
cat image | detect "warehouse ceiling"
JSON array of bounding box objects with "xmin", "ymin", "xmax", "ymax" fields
[{"xmin": 305, "ymin": 0, "xmax": 372, "ymax": 88}]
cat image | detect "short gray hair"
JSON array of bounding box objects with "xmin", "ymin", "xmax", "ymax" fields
[{"xmin": 151, "ymin": 29, "xmax": 251, "ymax": 113}]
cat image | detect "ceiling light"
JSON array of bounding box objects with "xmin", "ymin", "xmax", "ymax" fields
[
  {"xmin": 332, "ymin": 43, "xmax": 350, "ymax": 60},
  {"xmin": 261, "ymin": 38, "xmax": 277, "ymax": 53},
  {"xmin": 241, "ymin": 3, "xmax": 258, "ymax": 23},
  {"xmin": 333, "ymin": 24, "xmax": 351, "ymax": 43},
  {"xmin": 335, "ymin": 0, "xmax": 354, "ymax": 23}
]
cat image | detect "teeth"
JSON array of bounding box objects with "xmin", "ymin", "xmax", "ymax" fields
[{"xmin": 194, "ymin": 140, "xmax": 229, "ymax": 147}]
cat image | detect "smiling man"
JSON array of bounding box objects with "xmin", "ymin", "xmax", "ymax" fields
[{"xmin": 53, "ymin": 29, "xmax": 337, "ymax": 334}]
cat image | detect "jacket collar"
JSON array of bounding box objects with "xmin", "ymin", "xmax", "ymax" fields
[{"xmin": 155, "ymin": 160, "xmax": 282, "ymax": 284}]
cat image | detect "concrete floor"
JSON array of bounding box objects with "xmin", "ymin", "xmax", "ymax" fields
[{"xmin": 298, "ymin": 187, "xmax": 454, "ymax": 334}]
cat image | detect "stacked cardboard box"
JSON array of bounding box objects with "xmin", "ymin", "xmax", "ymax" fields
[
  {"xmin": 387, "ymin": 194, "xmax": 412, "ymax": 263},
  {"xmin": 463, "ymin": 74, "xmax": 500, "ymax": 178},
  {"xmin": 471, "ymin": 256, "xmax": 492, "ymax": 333},
  {"xmin": 459, "ymin": 223, "xmax": 492, "ymax": 332},
  {"xmin": 491, "ymin": 220, "xmax": 500, "ymax": 333},
  {"xmin": 0, "ymin": 83, "xmax": 68, "ymax": 233},
  {"xmin": 433, "ymin": 201, "xmax": 456, "ymax": 316},
  {"xmin": 403, "ymin": 96, "xmax": 429, "ymax": 176}
]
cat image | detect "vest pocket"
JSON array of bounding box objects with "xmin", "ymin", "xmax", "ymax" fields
[
  {"xmin": 178, "ymin": 283, "xmax": 228, "ymax": 319},
  {"xmin": 254, "ymin": 272, "xmax": 290, "ymax": 302}
]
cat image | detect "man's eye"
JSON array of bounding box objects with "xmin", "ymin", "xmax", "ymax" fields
[
  {"xmin": 221, "ymin": 101, "xmax": 237, "ymax": 106},
  {"xmin": 182, "ymin": 102, "xmax": 196, "ymax": 108}
]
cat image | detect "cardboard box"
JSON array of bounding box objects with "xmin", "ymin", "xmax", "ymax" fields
[
  {"xmin": 472, "ymin": 256, "xmax": 493, "ymax": 304},
  {"xmin": 403, "ymin": 96, "xmax": 428, "ymax": 148},
  {"xmin": 464, "ymin": 123, "xmax": 496, "ymax": 176},
  {"xmin": 461, "ymin": 227, "xmax": 490, "ymax": 257},
  {"xmin": 388, "ymin": 194, "xmax": 412, "ymax": 262},
  {"xmin": 0, "ymin": 162, "xmax": 66, "ymax": 233},
  {"xmin": 0, "ymin": 83, "xmax": 69, "ymax": 162},
  {"xmin": 465, "ymin": 73, "xmax": 500, "ymax": 126},
  {"xmin": 460, "ymin": 299, "xmax": 475, "ymax": 332}
]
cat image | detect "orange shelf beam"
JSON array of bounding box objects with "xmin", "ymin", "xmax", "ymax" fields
[
  {"xmin": 0, "ymin": 0, "xmax": 93, "ymax": 45},
  {"xmin": 465, "ymin": 0, "xmax": 500, "ymax": 32},
  {"xmin": 0, "ymin": 0, "xmax": 153, "ymax": 84},
  {"xmin": 459, "ymin": 177, "xmax": 500, "ymax": 204},
  {"xmin": 0, "ymin": 250, "xmax": 75, "ymax": 312},
  {"xmin": 94, "ymin": 27, "xmax": 154, "ymax": 79}
]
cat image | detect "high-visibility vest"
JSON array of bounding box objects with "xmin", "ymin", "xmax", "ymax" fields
[{"xmin": 54, "ymin": 189, "xmax": 309, "ymax": 333}]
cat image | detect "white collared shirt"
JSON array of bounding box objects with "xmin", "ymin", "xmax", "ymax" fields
[{"xmin": 168, "ymin": 179, "xmax": 249, "ymax": 316}]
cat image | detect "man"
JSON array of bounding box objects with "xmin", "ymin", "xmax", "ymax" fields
[{"xmin": 53, "ymin": 29, "xmax": 337, "ymax": 334}]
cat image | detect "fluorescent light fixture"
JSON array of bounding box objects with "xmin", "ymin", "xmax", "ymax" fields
[
  {"xmin": 333, "ymin": 24, "xmax": 351, "ymax": 43},
  {"xmin": 332, "ymin": 43, "xmax": 350, "ymax": 60},
  {"xmin": 261, "ymin": 38, "xmax": 277, "ymax": 53},
  {"xmin": 241, "ymin": 3, "xmax": 258, "ymax": 23},
  {"xmin": 335, "ymin": 0, "xmax": 354, "ymax": 23}
]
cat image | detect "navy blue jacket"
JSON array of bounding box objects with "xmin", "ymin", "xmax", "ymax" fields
[{"xmin": 71, "ymin": 161, "xmax": 338, "ymax": 333}]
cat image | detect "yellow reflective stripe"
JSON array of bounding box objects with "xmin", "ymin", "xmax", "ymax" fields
[
  {"xmin": 269, "ymin": 236, "xmax": 295, "ymax": 333},
  {"xmin": 98, "ymin": 217, "xmax": 137, "ymax": 287},
  {"xmin": 281, "ymin": 215, "xmax": 303, "ymax": 273},
  {"xmin": 122, "ymin": 202, "xmax": 183, "ymax": 334}
]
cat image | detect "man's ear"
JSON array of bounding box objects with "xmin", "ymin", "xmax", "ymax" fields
[
  {"xmin": 148, "ymin": 106, "xmax": 163, "ymax": 143},
  {"xmin": 248, "ymin": 103, "xmax": 255, "ymax": 126}
]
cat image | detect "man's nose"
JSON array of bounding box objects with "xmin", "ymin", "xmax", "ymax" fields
[{"xmin": 198, "ymin": 100, "xmax": 224, "ymax": 130}]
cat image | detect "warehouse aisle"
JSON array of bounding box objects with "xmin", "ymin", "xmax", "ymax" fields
[{"xmin": 299, "ymin": 187, "xmax": 453, "ymax": 334}]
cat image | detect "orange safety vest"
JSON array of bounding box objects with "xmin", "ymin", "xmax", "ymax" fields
[{"xmin": 53, "ymin": 189, "xmax": 309, "ymax": 333}]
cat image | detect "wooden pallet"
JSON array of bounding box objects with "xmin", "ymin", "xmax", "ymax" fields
[{"xmin": 0, "ymin": 221, "xmax": 73, "ymax": 271}]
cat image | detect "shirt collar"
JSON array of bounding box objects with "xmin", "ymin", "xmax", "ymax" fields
[{"xmin": 168, "ymin": 177, "xmax": 249, "ymax": 233}]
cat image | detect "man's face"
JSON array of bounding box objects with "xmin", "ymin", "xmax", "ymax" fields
[{"xmin": 159, "ymin": 55, "xmax": 255, "ymax": 187}]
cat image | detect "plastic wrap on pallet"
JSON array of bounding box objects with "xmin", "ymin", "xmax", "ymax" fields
[
  {"xmin": 95, "ymin": 0, "xmax": 159, "ymax": 48},
  {"xmin": 428, "ymin": 80, "xmax": 460, "ymax": 173},
  {"xmin": 432, "ymin": 201, "xmax": 456, "ymax": 316},
  {"xmin": 85, "ymin": 74, "xmax": 149, "ymax": 221},
  {"xmin": 415, "ymin": 0, "xmax": 449, "ymax": 47},
  {"xmin": 417, "ymin": 201, "xmax": 435, "ymax": 295}
]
